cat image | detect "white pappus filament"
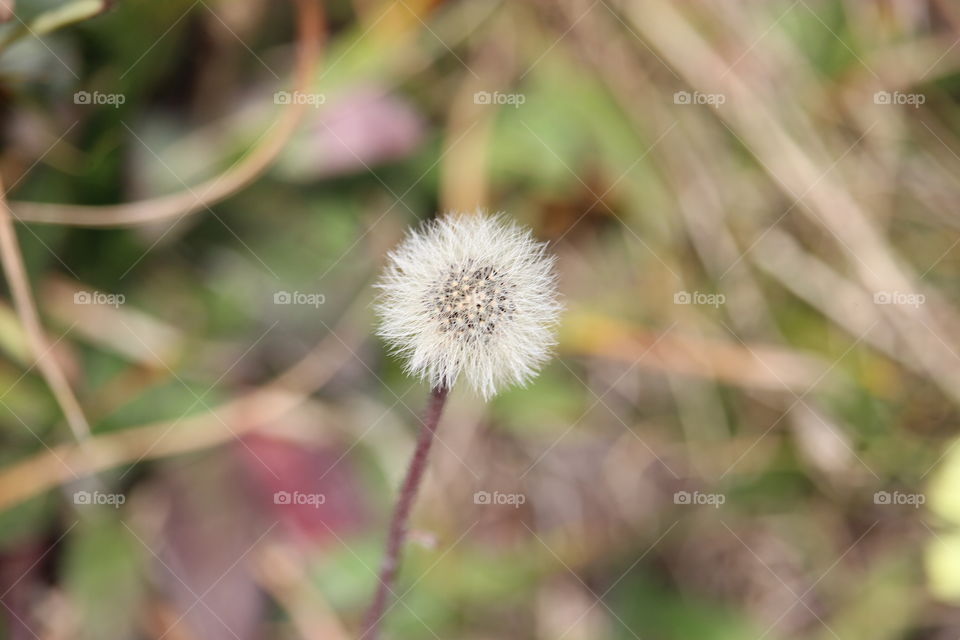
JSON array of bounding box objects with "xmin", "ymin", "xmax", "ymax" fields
[{"xmin": 376, "ymin": 211, "xmax": 562, "ymax": 399}]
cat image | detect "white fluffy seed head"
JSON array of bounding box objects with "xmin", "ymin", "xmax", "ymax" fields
[{"xmin": 376, "ymin": 211, "xmax": 562, "ymax": 399}]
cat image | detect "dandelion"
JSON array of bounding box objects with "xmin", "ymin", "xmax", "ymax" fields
[
  {"xmin": 363, "ymin": 211, "xmax": 561, "ymax": 638},
  {"xmin": 376, "ymin": 211, "xmax": 562, "ymax": 399}
]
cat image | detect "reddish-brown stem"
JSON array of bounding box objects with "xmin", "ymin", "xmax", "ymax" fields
[{"xmin": 362, "ymin": 385, "xmax": 449, "ymax": 639}]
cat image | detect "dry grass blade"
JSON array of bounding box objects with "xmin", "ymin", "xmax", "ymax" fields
[
  {"xmin": 254, "ymin": 544, "xmax": 353, "ymax": 640},
  {"xmin": 8, "ymin": 0, "xmax": 324, "ymax": 227},
  {"xmin": 0, "ymin": 290, "xmax": 365, "ymax": 511},
  {"xmin": 0, "ymin": 175, "xmax": 90, "ymax": 441},
  {"xmin": 564, "ymin": 311, "xmax": 831, "ymax": 394},
  {"xmin": 621, "ymin": 0, "xmax": 960, "ymax": 406}
]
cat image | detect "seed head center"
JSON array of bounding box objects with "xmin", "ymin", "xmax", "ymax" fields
[{"xmin": 429, "ymin": 261, "xmax": 516, "ymax": 341}]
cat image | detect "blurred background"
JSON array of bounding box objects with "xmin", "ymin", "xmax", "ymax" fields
[{"xmin": 1, "ymin": 0, "xmax": 960, "ymax": 638}]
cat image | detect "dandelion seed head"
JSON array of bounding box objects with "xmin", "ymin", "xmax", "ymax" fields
[{"xmin": 376, "ymin": 211, "xmax": 562, "ymax": 399}]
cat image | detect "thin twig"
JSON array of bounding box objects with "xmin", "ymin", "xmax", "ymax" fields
[
  {"xmin": 0, "ymin": 174, "xmax": 90, "ymax": 441},
  {"xmin": 363, "ymin": 385, "xmax": 450, "ymax": 640}
]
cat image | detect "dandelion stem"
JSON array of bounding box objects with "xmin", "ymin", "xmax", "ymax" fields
[{"xmin": 363, "ymin": 385, "xmax": 449, "ymax": 639}]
